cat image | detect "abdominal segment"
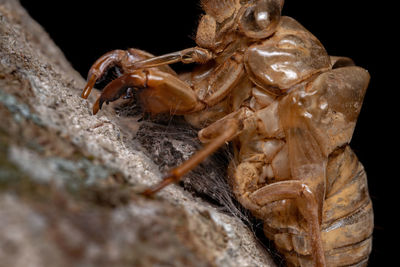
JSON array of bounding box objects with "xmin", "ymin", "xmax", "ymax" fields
[{"xmin": 229, "ymin": 136, "xmax": 373, "ymax": 266}]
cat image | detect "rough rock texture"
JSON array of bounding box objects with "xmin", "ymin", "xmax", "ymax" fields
[{"xmin": 0, "ymin": 1, "xmax": 275, "ymax": 266}]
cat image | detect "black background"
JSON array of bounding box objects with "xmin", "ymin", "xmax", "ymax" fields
[{"xmin": 19, "ymin": 1, "xmax": 391, "ymax": 265}]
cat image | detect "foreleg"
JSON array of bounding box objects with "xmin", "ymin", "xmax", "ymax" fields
[
  {"xmin": 81, "ymin": 49, "xmax": 156, "ymax": 99},
  {"xmin": 81, "ymin": 47, "xmax": 212, "ymax": 99},
  {"xmin": 91, "ymin": 69, "xmax": 205, "ymax": 115}
]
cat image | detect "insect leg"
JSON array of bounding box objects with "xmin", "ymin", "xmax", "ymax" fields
[
  {"xmin": 81, "ymin": 48, "xmax": 178, "ymax": 99},
  {"xmin": 91, "ymin": 68, "xmax": 204, "ymax": 115},
  {"xmin": 250, "ymin": 180, "xmax": 326, "ymax": 267},
  {"xmin": 142, "ymin": 119, "xmax": 240, "ymax": 196},
  {"xmin": 81, "ymin": 50, "xmax": 128, "ymax": 99},
  {"xmin": 127, "ymin": 47, "xmax": 213, "ymax": 69}
]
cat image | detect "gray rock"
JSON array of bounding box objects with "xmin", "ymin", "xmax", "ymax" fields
[{"xmin": 0, "ymin": 1, "xmax": 276, "ymax": 266}]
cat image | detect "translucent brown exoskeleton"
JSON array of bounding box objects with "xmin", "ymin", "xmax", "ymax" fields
[{"xmin": 81, "ymin": 0, "xmax": 373, "ymax": 266}]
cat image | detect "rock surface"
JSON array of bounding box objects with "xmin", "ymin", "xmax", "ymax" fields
[{"xmin": 0, "ymin": 1, "xmax": 275, "ymax": 266}]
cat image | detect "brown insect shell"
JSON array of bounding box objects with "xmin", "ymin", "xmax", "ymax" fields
[
  {"xmin": 286, "ymin": 66, "xmax": 370, "ymax": 157},
  {"xmin": 189, "ymin": 52, "xmax": 245, "ymax": 107},
  {"xmin": 197, "ymin": 0, "xmax": 284, "ymax": 53},
  {"xmin": 244, "ymin": 16, "xmax": 332, "ymax": 96},
  {"xmin": 197, "ymin": 0, "xmax": 241, "ymax": 51}
]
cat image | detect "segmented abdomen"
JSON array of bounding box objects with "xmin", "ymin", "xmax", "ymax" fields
[
  {"xmin": 281, "ymin": 146, "xmax": 373, "ymax": 267},
  {"xmin": 321, "ymin": 146, "xmax": 373, "ymax": 266}
]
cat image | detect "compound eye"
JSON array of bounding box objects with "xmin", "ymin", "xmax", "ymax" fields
[{"xmin": 239, "ymin": 0, "xmax": 282, "ymax": 39}]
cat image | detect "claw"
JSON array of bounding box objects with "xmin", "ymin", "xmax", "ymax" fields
[
  {"xmin": 93, "ymin": 97, "xmax": 101, "ymax": 115},
  {"xmin": 80, "ymin": 50, "xmax": 128, "ymax": 100},
  {"xmin": 92, "ymin": 86, "xmax": 128, "ymax": 115},
  {"xmin": 81, "ymin": 75, "xmax": 97, "ymax": 99},
  {"xmin": 91, "ymin": 72, "xmax": 147, "ymax": 114}
]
